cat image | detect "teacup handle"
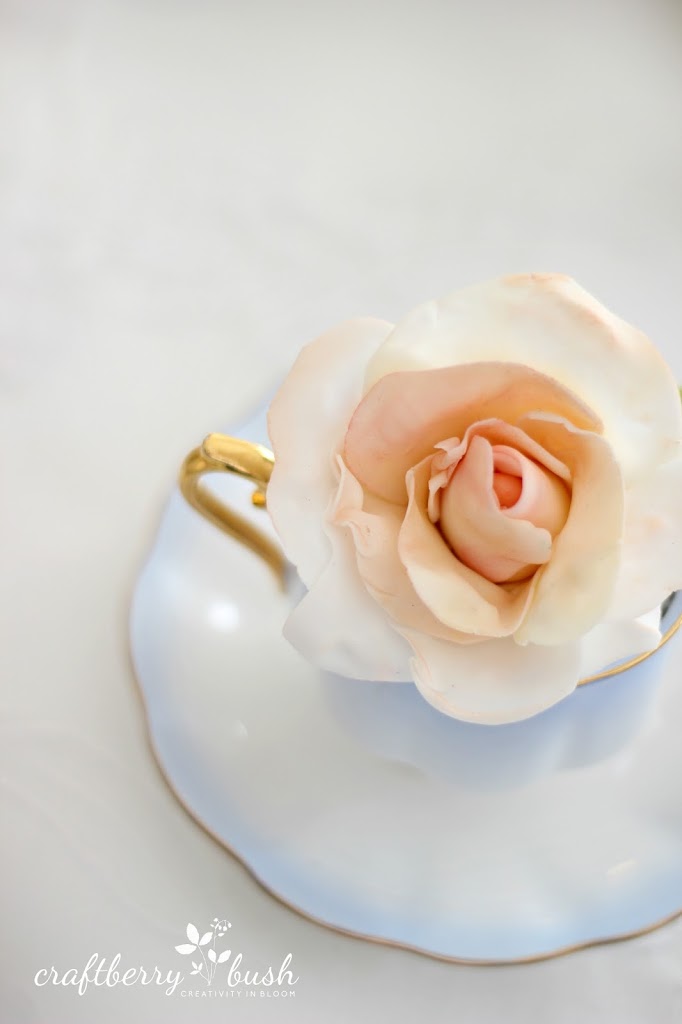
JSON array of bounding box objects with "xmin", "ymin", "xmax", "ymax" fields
[{"xmin": 179, "ymin": 433, "xmax": 285, "ymax": 583}]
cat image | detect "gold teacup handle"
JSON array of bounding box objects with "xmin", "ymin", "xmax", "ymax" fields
[{"xmin": 179, "ymin": 433, "xmax": 285, "ymax": 584}]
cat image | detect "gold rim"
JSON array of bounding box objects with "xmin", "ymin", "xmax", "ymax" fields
[{"xmin": 579, "ymin": 599, "xmax": 682, "ymax": 685}]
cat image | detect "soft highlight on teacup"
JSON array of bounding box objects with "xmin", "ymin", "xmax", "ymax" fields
[{"xmin": 266, "ymin": 275, "xmax": 682, "ymax": 724}]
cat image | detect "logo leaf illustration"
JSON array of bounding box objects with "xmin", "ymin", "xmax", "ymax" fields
[
  {"xmin": 218, "ymin": 950, "xmax": 231, "ymax": 963},
  {"xmin": 175, "ymin": 943, "xmax": 197, "ymax": 954},
  {"xmin": 186, "ymin": 923, "xmax": 200, "ymax": 944},
  {"xmin": 208, "ymin": 948, "xmax": 217, "ymax": 963},
  {"xmin": 199, "ymin": 932, "xmax": 213, "ymax": 945}
]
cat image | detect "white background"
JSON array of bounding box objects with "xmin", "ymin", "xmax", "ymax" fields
[{"xmin": 2, "ymin": 0, "xmax": 682, "ymax": 1020}]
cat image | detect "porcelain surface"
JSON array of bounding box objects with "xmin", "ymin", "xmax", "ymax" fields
[{"xmin": 130, "ymin": 408, "xmax": 682, "ymax": 963}]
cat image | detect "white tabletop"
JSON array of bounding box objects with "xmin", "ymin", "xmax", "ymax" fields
[{"xmin": 2, "ymin": 1, "xmax": 682, "ymax": 1021}]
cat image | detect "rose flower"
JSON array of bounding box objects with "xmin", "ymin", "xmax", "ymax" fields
[{"xmin": 267, "ymin": 275, "xmax": 682, "ymax": 723}]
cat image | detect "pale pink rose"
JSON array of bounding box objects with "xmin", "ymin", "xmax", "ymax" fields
[{"xmin": 267, "ymin": 275, "xmax": 682, "ymax": 723}]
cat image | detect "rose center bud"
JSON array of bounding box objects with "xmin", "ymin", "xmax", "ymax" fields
[
  {"xmin": 493, "ymin": 469, "xmax": 522, "ymax": 509},
  {"xmin": 435, "ymin": 437, "xmax": 571, "ymax": 585}
]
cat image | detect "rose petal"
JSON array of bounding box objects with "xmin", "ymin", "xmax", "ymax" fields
[
  {"xmin": 345, "ymin": 361, "xmax": 599, "ymax": 504},
  {"xmin": 364, "ymin": 274, "xmax": 682, "ymax": 486},
  {"xmin": 267, "ymin": 317, "xmax": 392, "ymax": 586},
  {"xmin": 332, "ymin": 456, "xmax": 482, "ymax": 645},
  {"xmin": 606, "ymin": 452, "xmax": 682, "ymax": 621},
  {"xmin": 401, "ymin": 628, "xmax": 582, "ymax": 724},
  {"xmin": 399, "ymin": 456, "xmax": 539, "ymax": 637},
  {"xmin": 439, "ymin": 435, "xmax": 554, "ymax": 583},
  {"xmin": 515, "ymin": 414, "xmax": 624, "ymax": 646},
  {"xmin": 283, "ymin": 515, "xmax": 413, "ymax": 682}
]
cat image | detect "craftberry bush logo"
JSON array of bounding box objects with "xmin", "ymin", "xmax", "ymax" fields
[{"xmin": 34, "ymin": 915, "xmax": 299, "ymax": 999}]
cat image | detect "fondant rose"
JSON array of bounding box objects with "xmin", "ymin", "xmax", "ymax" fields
[{"xmin": 267, "ymin": 275, "xmax": 682, "ymax": 723}]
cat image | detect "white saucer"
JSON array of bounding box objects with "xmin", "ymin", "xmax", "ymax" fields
[{"xmin": 130, "ymin": 408, "xmax": 682, "ymax": 963}]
